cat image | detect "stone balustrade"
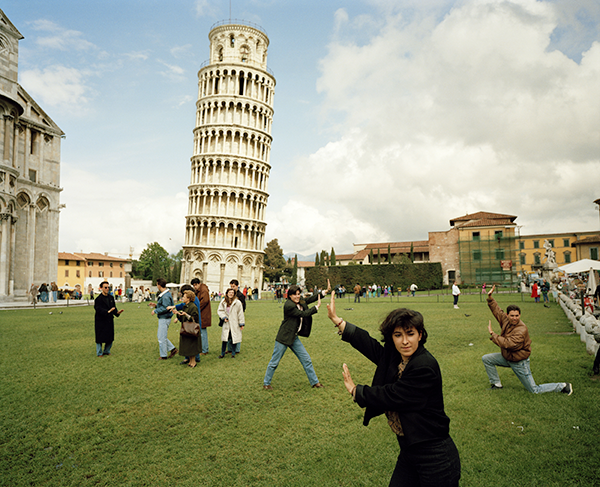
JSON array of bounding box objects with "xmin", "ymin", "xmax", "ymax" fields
[{"xmin": 558, "ymin": 292, "xmax": 600, "ymax": 356}]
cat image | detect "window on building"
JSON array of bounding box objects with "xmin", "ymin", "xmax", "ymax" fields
[
  {"xmin": 99, "ymin": 262, "xmax": 104, "ymax": 267},
  {"xmin": 99, "ymin": 271, "xmax": 104, "ymax": 277},
  {"xmin": 120, "ymin": 263, "xmax": 123, "ymax": 268},
  {"xmin": 448, "ymin": 270, "xmax": 456, "ymax": 281},
  {"xmin": 110, "ymin": 263, "xmax": 113, "ymax": 268},
  {"xmin": 28, "ymin": 169, "xmax": 37, "ymax": 182},
  {"xmin": 495, "ymin": 230, "xmax": 503, "ymax": 239},
  {"xmin": 564, "ymin": 251, "xmax": 571, "ymax": 263},
  {"xmin": 76, "ymin": 270, "xmax": 80, "ymax": 278},
  {"xmin": 65, "ymin": 270, "xmax": 69, "ymax": 277},
  {"xmin": 30, "ymin": 129, "xmax": 39, "ymax": 155},
  {"xmin": 563, "ymin": 239, "xmax": 570, "ymax": 247},
  {"xmin": 76, "ymin": 261, "xmax": 80, "ymax": 266},
  {"xmin": 591, "ymin": 248, "xmax": 599, "ymax": 260},
  {"xmin": 472, "ymin": 232, "xmax": 480, "ymax": 241},
  {"xmin": 533, "ymin": 240, "xmax": 540, "ymax": 249},
  {"xmin": 520, "ymin": 254, "xmax": 526, "ymax": 265},
  {"xmin": 89, "ymin": 262, "xmax": 93, "ymax": 266},
  {"xmin": 548, "ymin": 239, "xmax": 554, "ymax": 247},
  {"xmin": 110, "ymin": 272, "xmax": 113, "ymax": 277},
  {"xmin": 519, "ymin": 241, "xmax": 525, "ymax": 250},
  {"xmin": 230, "ymin": 35, "xmax": 235, "ymax": 47},
  {"xmin": 89, "ymin": 271, "xmax": 92, "ymax": 277},
  {"xmin": 534, "ymin": 253, "xmax": 541, "ymax": 265},
  {"xmin": 65, "ymin": 260, "xmax": 69, "ymax": 266},
  {"xmin": 120, "ymin": 272, "xmax": 123, "ymax": 277},
  {"xmin": 473, "ymin": 250, "xmax": 482, "ymax": 261},
  {"xmin": 496, "ymin": 249, "xmax": 505, "ymax": 260}
]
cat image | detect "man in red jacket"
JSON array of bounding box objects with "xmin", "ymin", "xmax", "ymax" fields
[{"xmin": 482, "ymin": 285, "xmax": 572, "ymax": 395}]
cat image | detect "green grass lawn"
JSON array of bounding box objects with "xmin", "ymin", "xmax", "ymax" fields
[{"xmin": 1, "ymin": 295, "xmax": 598, "ymax": 486}]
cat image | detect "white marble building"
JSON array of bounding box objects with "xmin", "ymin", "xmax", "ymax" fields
[
  {"xmin": 180, "ymin": 21, "xmax": 274, "ymax": 293},
  {"xmin": 0, "ymin": 9, "xmax": 63, "ymax": 301}
]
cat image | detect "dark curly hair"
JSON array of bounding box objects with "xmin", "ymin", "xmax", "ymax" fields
[{"xmin": 379, "ymin": 308, "xmax": 427, "ymax": 345}]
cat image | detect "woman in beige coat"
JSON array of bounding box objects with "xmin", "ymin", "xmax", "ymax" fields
[{"xmin": 217, "ymin": 288, "xmax": 245, "ymax": 359}]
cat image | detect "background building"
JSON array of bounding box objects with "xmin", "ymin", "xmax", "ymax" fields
[
  {"xmin": 57, "ymin": 252, "xmax": 85, "ymax": 289},
  {"xmin": 0, "ymin": 9, "xmax": 63, "ymax": 301},
  {"xmin": 180, "ymin": 21, "xmax": 274, "ymax": 293}
]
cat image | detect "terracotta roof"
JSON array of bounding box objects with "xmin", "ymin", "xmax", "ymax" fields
[
  {"xmin": 58, "ymin": 252, "xmax": 85, "ymax": 261},
  {"xmin": 352, "ymin": 241, "xmax": 429, "ymax": 261},
  {"xmin": 74, "ymin": 252, "xmax": 130, "ymax": 262},
  {"xmin": 450, "ymin": 211, "xmax": 517, "ymax": 228},
  {"xmin": 298, "ymin": 261, "xmax": 315, "ymax": 268},
  {"xmin": 335, "ymin": 254, "xmax": 356, "ymax": 260},
  {"xmin": 571, "ymin": 235, "xmax": 600, "ymax": 245}
]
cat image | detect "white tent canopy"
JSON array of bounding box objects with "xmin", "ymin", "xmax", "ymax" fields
[
  {"xmin": 166, "ymin": 282, "xmax": 181, "ymax": 288},
  {"xmin": 558, "ymin": 259, "xmax": 600, "ymax": 274}
]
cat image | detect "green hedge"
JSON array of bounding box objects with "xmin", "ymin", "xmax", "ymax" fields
[{"xmin": 306, "ymin": 262, "xmax": 442, "ymax": 290}]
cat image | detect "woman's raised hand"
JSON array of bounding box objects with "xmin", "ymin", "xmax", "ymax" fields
[{"xmin": 342, "ymin": 363, "xmax": 356, "ymax": 396}]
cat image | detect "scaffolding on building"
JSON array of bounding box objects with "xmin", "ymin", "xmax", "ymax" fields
[{"xmin": 458, "ymin": 234, "xmax": 518, "ymax": 285}]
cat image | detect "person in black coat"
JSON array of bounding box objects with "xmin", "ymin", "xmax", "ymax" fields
[
  {"xmin": 263, "ymin": 281, "xmax": 331, "ymax": 390},
  {"xmin": 94, "ymin": 281, "xmax": 123, "ymax": 357},
  {"xmin": 326, "ymin": 293, "xmax": 460, "ymax": 487}
]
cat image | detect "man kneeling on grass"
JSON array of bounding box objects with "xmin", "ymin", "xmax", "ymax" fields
[{"xmin": 482, "ymin": 285, "xmax": 573, "ymax": 395}]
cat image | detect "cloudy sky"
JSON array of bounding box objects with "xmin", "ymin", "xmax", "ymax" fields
[{"xmin": 6, "ymin": 0, "xmax": 600, "ymax": 258}]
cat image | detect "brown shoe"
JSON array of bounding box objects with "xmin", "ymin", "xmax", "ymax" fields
[
  {"xmin": 168, "ymin": 348, "xmax": 178, "ymax": 359},
  {"xmin": 157, "ymin": 357, "xmax": 168, "ymax": 361},
  {"xmin": 312, "ymin": 383, "xmax": 324, "ymax": 388},
  {"xmin": 263, "ymin": 385, "xmax": 273, "ymax": 390}
]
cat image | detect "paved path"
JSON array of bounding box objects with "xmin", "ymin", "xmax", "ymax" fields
[{"xmin": 0, "ymin": 299, "xmax": 93, "ymax": 310}]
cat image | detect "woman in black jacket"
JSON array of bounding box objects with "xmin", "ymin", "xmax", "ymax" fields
[
  {"xmin": 327, "ymin": 293, "xmax": 460, "ymax": 487},
  {"xmin": 262, "ymin": 282, "xmax": 330, "ymax": 390}
]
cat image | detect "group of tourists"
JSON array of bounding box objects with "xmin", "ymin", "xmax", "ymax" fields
[{"xmin": 93, "ymin": 276, "xmax": 575, "ymax": 487}]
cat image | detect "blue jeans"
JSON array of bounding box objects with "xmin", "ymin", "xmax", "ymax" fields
[
  {"xmin": 96, "ymin": 342, "xmax": 112, "ymax": 356},
  {"xmin": 200, "ymin": 327, "xmax": 208, "ymax": 354},
  {"xmin": 263, "ymin": 338, "xmax": 319, "ymax": 386},
  {"xmin": 52, "ymin": 291, "xmax": 57, "ymax": 302},
  {"xmin": 482, "ymin": 353, "xmax": 566, "ymax": 393},
  {"xmin": 157, "ymin": 318, "xmax": 176, "ymax": 358}
]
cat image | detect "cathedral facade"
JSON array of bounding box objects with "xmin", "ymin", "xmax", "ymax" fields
[
  {"xmin": 180, "ymin": 21, "xmax": 274, "ymax": 292},
  {"xmin": 0, "ymin": 9, "xmax": 63, "ymax": 301}
]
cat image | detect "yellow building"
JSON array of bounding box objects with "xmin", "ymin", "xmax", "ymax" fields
[
  {"xmin": 57, "ymin": 252, "xmax": 86, "ymax": 289},
  {"xmin": 571, "ymin": 234, "xmax": 600, "ymax": 262},
  {"xmin": 516, "ymin": 231, "xmax": 599, "ymax": 274}
]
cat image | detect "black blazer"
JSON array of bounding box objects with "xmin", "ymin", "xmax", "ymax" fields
[
  {"xmin": 274, "ymin": 292, "xmax": 322, "ymax": 346},
  {"xmin": 342, "ymin": 322, "xmax": 450, "ymax": 448}
]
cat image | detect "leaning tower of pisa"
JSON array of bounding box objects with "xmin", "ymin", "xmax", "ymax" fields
[{"xmin": 180, "ymin": 21, "xmax": 275, "ymax": 293}]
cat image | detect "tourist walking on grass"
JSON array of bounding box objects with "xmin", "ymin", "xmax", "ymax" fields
[
  {"xmin": 263, "ymin": 281, "xmax": 331, "ymax": 389},
  {"xmin": 169, "ymin": 284, "xmax": 202, "ymax": 365},
  {"xmin": 30, "ymin": 283, "xmax": 38, "ymax": 304},
  {"xmin": 150, "ymin": 278, "xmax": 178, "ymax": 361},
  {"xmin": 217, "ymin": 289, "xmax": 245, "ymax": 359},
  {"xmin": 192, "ymin": 278, "xmax": 211, "ymax": 355},
  {"xmin": 354, "ymin": 283, "xmax": 361, "ymax": 303},
  {"xmin": 531, "ymin": 281, "xmax": 540, "ymax": 303},
  {"xmin": 326, "ymin": 292, "xmax": 461, "ymax": 486},
  {"xmin": 173, "ymin": 290, "xmax": 200, "ymax": 368},
  {"xmin": 410, "ymin": 283, "xmax": 417, "ymax": 297},
  {"xmin": 452, "ymin": 281, "xmax": 461, "ymax": 309},
  {"xmin": 94, "ymin": 281, "xmax": 123, "ymax": 357},
  {"xmin": 51, "ymin": 282, "xmax": 58, "ymax": 303},
  {"xmin": 482, "ymin": 285, "xmax": 572, "ymax": 394}
]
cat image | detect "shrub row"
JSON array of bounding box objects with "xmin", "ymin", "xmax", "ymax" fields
[{"xmin": 305, "ymin": 262, "xmax": 443, "ymax": 290}]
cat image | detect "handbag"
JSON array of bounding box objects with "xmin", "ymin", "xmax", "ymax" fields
[
  {"xmin": 180, "ymin": 320, "xmax": 200, "ymax": 337},
  {"xmin": 218, "ymin": 317, "xmax": 225, "ymax": 327}
]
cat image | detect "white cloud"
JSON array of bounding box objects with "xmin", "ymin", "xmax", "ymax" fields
[
  {"xmin": 29, "ymin": 19, "xmax": 96, "ymax": 51},
  {"xmin": 279, "ymin": 0, "xmax": 600, "ymax": 253},
  {"xmin": 20, "ymin": 65, "xmax": 91, "ymax": 114},
  {"xmin": 158, "ymin": 60, "xmax": 186, "ymax": 80},
  {"xmin": 195, "ymin": 0, "xmax": 219, "ymax": 18},
  {"xmin": 58, "ymin": 164, "xmax": 187, "ymax": 257}
]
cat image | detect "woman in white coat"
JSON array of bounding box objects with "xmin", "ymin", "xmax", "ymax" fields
[{"xmin": 217, "ymin": 288, "xmax": 245, "ymax": 359}]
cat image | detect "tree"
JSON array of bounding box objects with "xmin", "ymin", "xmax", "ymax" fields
[
  {"xmin": 410, "ymin": 242, "xmax": 414, "ymax": 263},
  {"xmin": 320, "ymin": 250, "xmax": 328, "ymax": 267},
  {"xmin": 291, "ymin": 254, "xmax": 298, "ymax": 285},
  {"xmin": 330, "ymin": 247, "xmax": 336, "ymax": 266},
  {"xmin": 135, "ymin": 242, "xmax": 170, "ymax": 285},
  {"xmin": 369, "ymin": 249, "xmax": 374, "ymax": 264},
  {"xmin": 377, "ymin": 248, "xmax": 381, "ymax": 264},
  {"xmin": 315, "ymin": 253, "xmax": 320, "ymax": 266},
  {"xmin": 169, "ymin": 249, "xmax": 183, "ymax": 283},
  {"xmin": 388, "ymin": 244, "xmax": 391, "ymax": 264},
  {"xmin": 264, "ymin": 239, "xmax": 287, "ymax": 282}
]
